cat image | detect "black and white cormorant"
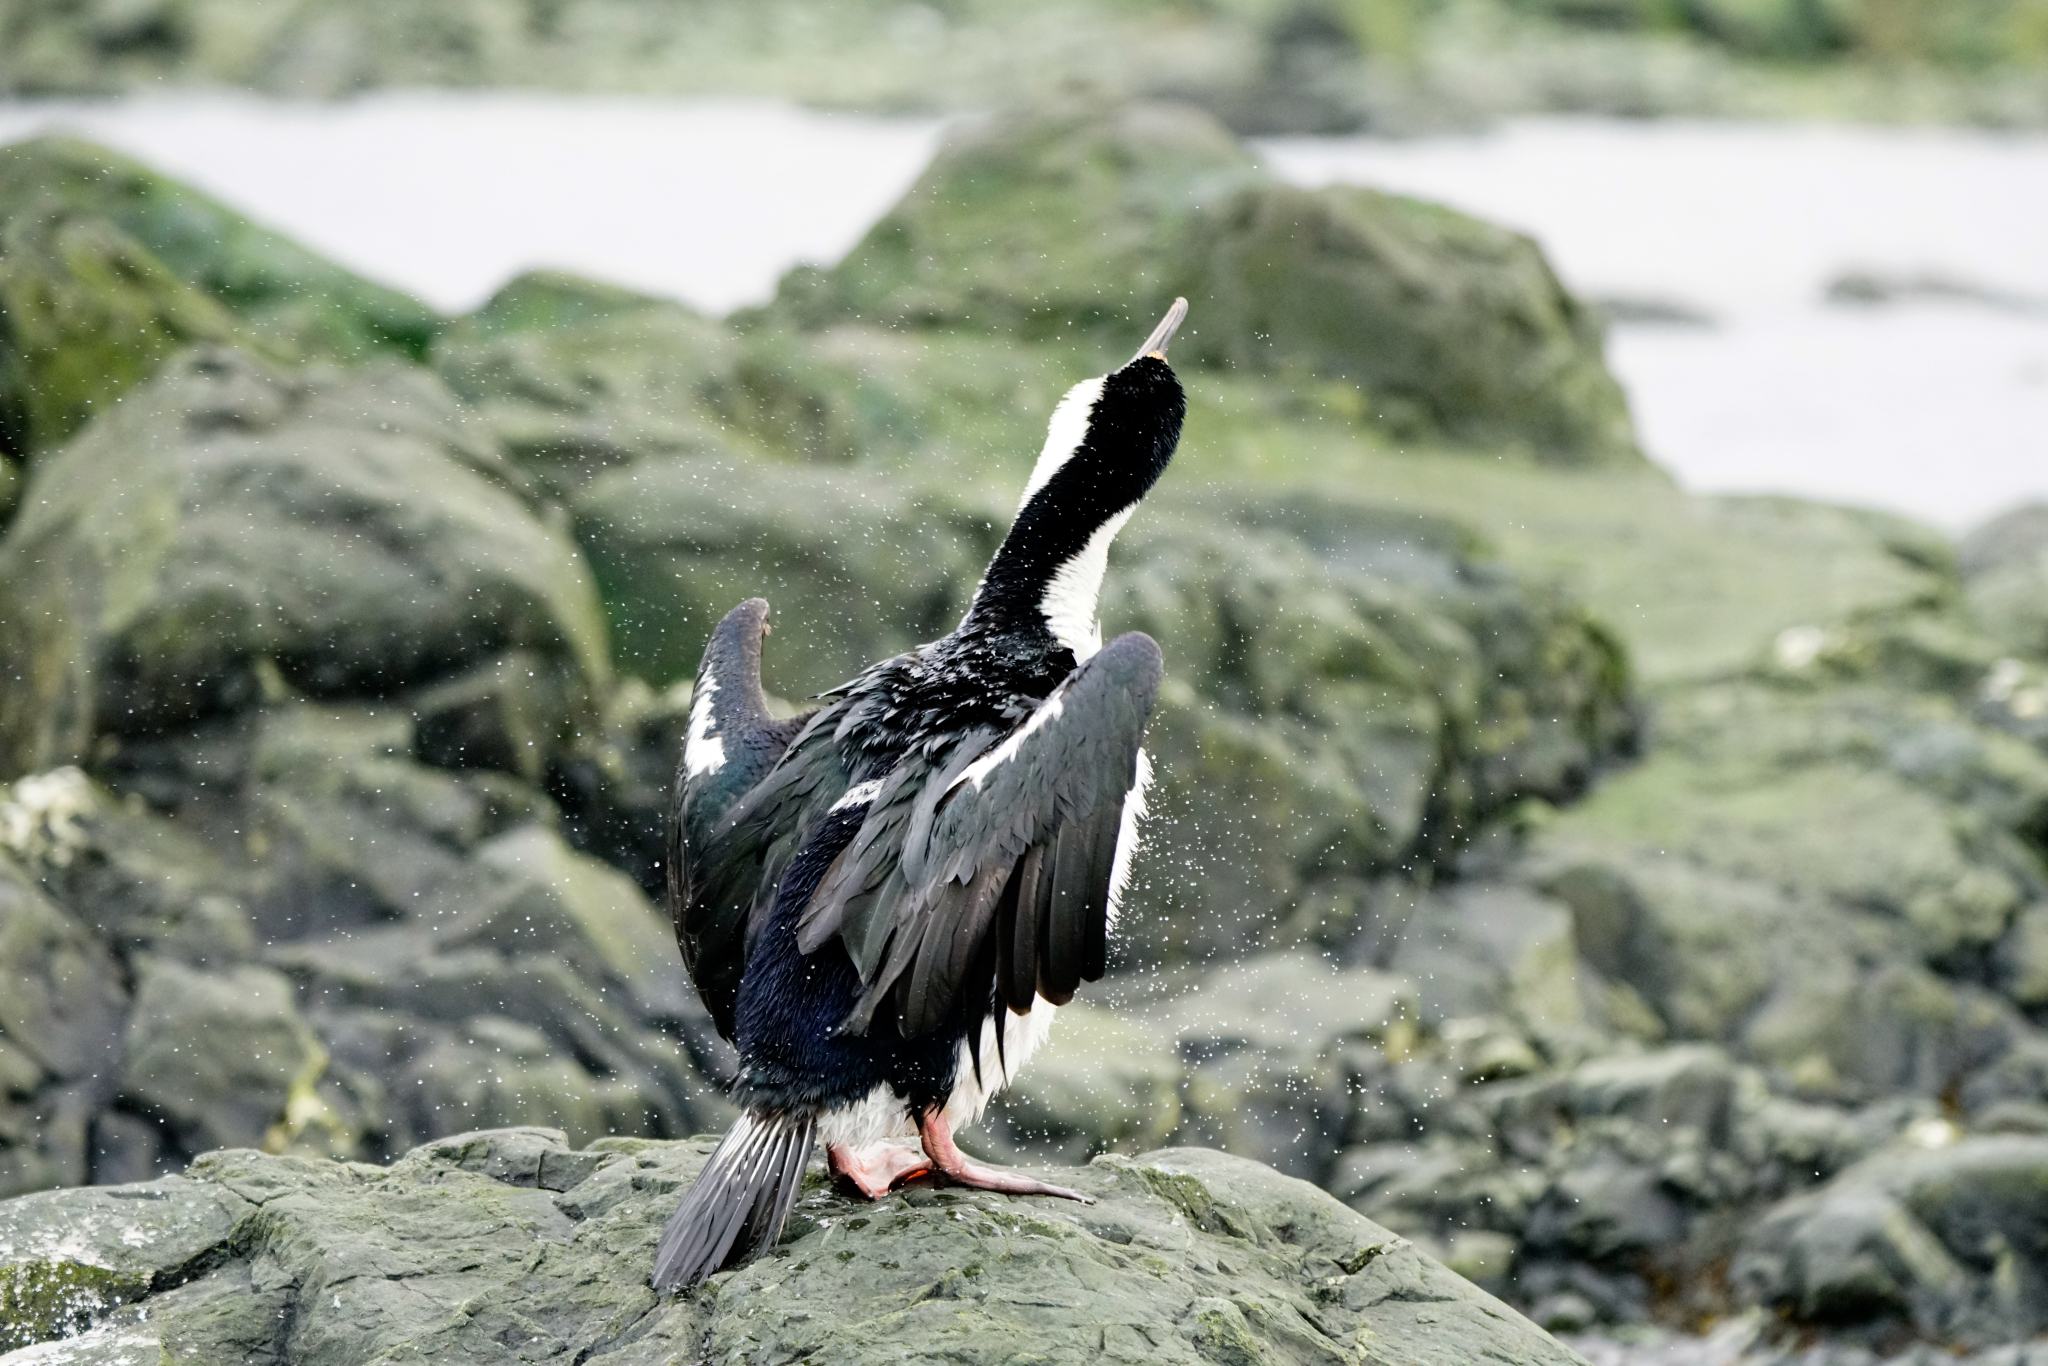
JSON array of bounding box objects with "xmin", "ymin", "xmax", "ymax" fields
[{"xmin": 652, "ymin": 298, "xmax": 1189, "ymax": 1291}]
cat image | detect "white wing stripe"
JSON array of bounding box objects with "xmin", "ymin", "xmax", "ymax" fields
[
  {"xmin": 831, "ymin": 778, "xmax": 885, "ymax": 812},
  {"xmin": 1104, "ymin": 748, "xmax": 1152, "ymax": 929},
  {"xmin": 684, "ymin": 675, "xmax": 727, "ymax": 777},
  {"xmin": 949, "ymin": 693, "xmax": 1067, "ymax": 795}
]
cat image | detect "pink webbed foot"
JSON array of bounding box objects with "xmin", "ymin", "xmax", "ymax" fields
[
  {"xmin": 915, "ymin": 1108, "xmax": 1094, "ymax": 1204},
  {"xmin": 827, "ymin": 1141, "xmax": 932, "ymax": 1200}
]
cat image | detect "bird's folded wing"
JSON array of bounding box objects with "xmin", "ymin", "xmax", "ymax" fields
[
  {"xmin": 672, "ymin": 598, "xmax": 836, "ymax": 1040},
  {"xmin": 805, "ymin": 632, "xmax": 1163, "ymax": 1038}
]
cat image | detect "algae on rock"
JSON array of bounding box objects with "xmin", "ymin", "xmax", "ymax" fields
[
  {"xmin": 0, "ymin": 136, "xmax": 441, "ymax": 460},
  {"xmin": 0, "ymin": 207, "xmax": 251, "ymax": 458}
]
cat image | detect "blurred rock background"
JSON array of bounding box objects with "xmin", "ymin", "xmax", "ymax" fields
[
  {"xmin": 5, "ymin": 0, "xmax": 2048, "ymax": 128},
  {"xmin": 3, "ymin": 8, "xmax": 2048, "ymax": 1364}
]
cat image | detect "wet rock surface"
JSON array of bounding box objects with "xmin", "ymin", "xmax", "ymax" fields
[{"xmin": 0, "ymin": 1128, "xmax": 1584, "ymax": 1364}]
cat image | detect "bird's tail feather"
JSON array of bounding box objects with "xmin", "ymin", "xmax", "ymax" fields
[{"xmin": 652, "ymin": 1108, "xmax": 817, "ymax": 1291}]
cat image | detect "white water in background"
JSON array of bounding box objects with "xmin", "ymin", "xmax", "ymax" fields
[
  {"xmin": 1260, "ymin": 119, "xmax": 2048, "ymax": 531},
  {"xmin": 0, "ymin": 94, "xmax": 944, "ymax": 316},
  {"xmin": 0, "ymin": 97, "xmax": 2041, "ymax": 529}
]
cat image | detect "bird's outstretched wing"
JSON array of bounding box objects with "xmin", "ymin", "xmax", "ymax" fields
[
  {"xmin": 670, "ymin": 598, "xmax": 827, "ymax": 1040},
  {"xmin": 799, "ymin": 632, "xmax": 1162, "ymax": 1038}
]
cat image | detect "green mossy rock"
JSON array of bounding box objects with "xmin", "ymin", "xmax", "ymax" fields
[
  {"xmin": 0, "ymin": 136, "xmax": 438, "ymax": 356},
  {"xmin": 452, "ymin": 268, "xmax": 672, "ymax": 340},
  {"xmin": 1530, "ymin": 675, "xmax": 2048, "ymax": 1097},
  {"xmin": 433, "ymin": 285, "xmax": 746, "ymax": 496},
  {"xmin": 435, "ymin": 276, "xmax": 941, "ymax": 495},
  {"xmin": 777, "ymin": 101, "xmax": 1642, "ymax": 464},
  {"xmin": 1112, "ymin": 493, "xmax": 1632, "ymax": 961},
  {"xmin": 0, "ymin": 136, "xmax": 441, "ymax": 458},
  {"xmin": 0, "ymin": 1173, "xmax": 251, "ymax": 1351},
  {"xmin": 0, "ymin": 207, "xmax": 252, "ymax": 458},
  {"xmin": 0, "ymin": 1128, "xmax": 1586, "ymax": 1364},
  {"xmin": 0, "ymin": 346, "xmax": 610, "ymax": 778},
  {"xmin": 571, "ymin": 455, "xmax": 999, "ymax": 694}
]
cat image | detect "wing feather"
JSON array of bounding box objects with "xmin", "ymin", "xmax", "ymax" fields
[
  {"xmin": 834, "ymin": 632, "xmax": 1162, "ymax": 1036},
  {"xmin": 1001, "ymin": 843, "xmax": 1048, "ymax": 1014},
  {"xmin": 1041, "ymin": 821, "xmax": 1092, "ymax": 1004},
  {"xmin": 671, "ymin": 599, "xmax": 835, "ymax": 1041}
]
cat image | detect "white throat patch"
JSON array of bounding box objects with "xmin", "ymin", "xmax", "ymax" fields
[
  {"xmin": 1018, "ymin": 376, "xmax": 1105, "ymax": 508},
  {"xmin": 1039, "ymin": 504, "xmax": 1133, "ymax": 660}
]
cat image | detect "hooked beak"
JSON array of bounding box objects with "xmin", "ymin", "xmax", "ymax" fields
[{"xmin": 1131, "ymin": 297, "xmax": 1188, "ymax": 363}]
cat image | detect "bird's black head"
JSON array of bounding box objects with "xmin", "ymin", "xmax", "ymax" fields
[{"xmin": 966, "ymin": 299, "xmax": 1188, "ymax": 657}]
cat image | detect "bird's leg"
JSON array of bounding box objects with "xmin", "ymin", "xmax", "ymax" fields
[
  {"xmin": 914, "ymin": 1108, "xmax": 1094, "ymax": 1204},
  {"xmin": 826, "ymin": 1142, "xmax": 931, "ymax": 1200}
]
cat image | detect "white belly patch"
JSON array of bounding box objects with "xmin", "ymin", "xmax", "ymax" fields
[{"xmin": 816, "ymin": 999, "xmax": 1061, "ymax": 1147}]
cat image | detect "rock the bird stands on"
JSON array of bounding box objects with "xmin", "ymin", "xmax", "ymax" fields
[{"xmin": 655, "ymin": 299, "xmax": 1190, "ymax": 1289}]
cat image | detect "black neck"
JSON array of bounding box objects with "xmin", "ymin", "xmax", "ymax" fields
[{"xmin": 965, "ymin": 357, "xmax": 1184, "ymax": 636}]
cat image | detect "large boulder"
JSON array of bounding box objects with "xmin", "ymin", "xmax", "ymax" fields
[
  {"xmin": 572, "ymin": 455, "xmax": 1000, "ymax": 694},
  {"xmin": 0, "ymin": 1128, "xmax": 1587, "ymax": 1364},
  {"xmin": 0, "ymin": 136, "xmax": 440, "ymax": 458},
  {"xmin": 1735, "ymin": 1135, "xmax": 2048, "ymax": 1347},
  {"xmin": 0, "ymin": 346, "xmax": 610, "ymax": 777},
  {"xmin": 116, "ymin": 957, "xmax": 333, "ymax": 1160},
  {"xmin": 431, "ymin": 276, "xmax": 749, "ymax": 497},
  {"xmin": 0, "ymin": 203, "xmax": 251, "ymax": 460},
  {"xmin": 1530, "ymin": 676, "xmax": 2045, "ymax": 1099},
  {"xmin": 0, "ymin": 701, "xmax": 730, "ymax": 1194},
  {"xmin": 774, "ymin": 101, "xmax": 1642, "ymax": 465},
  {"xmin": 433, "ymin": 271, "xmax": 931, "ymax": 495},
  {"xmin": 1114, "ymin": 490, "xmax": 1634, "ymax": 963}
]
